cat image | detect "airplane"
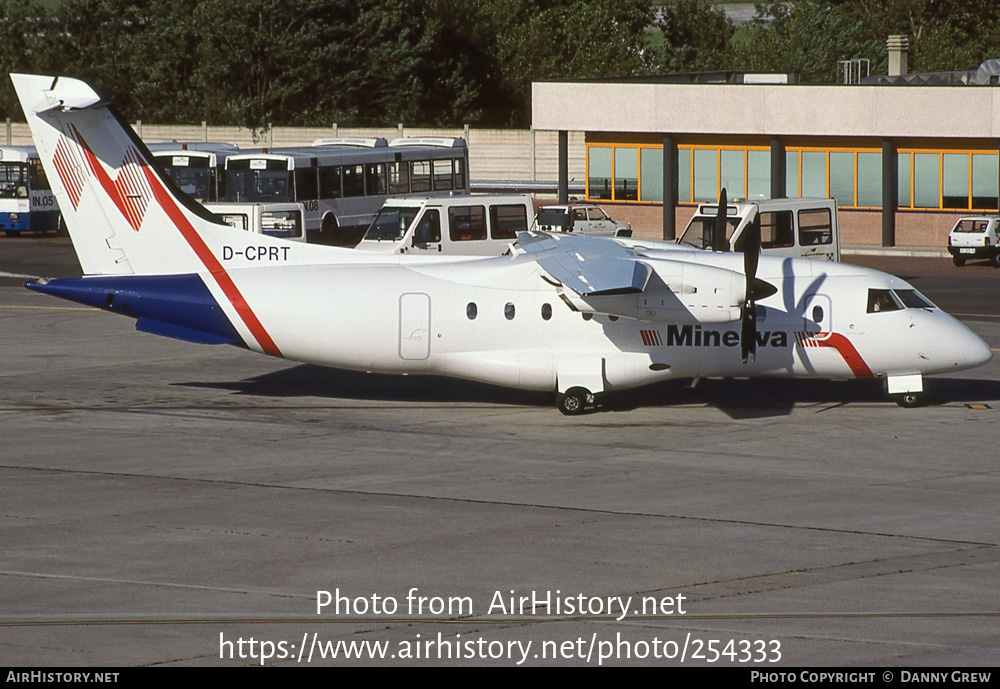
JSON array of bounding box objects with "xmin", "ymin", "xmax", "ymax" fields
[{"xmin": 10, "ymin": 73, "xmax": 993, "ymax": 414}]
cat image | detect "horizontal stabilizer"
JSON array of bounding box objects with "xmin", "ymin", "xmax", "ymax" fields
[
  {"xmin": 135, "ymin": 318, "xmax": 239, "ymax": 345},
  {"xmin": 518, "ymin": 231, "xmax": 651, "ymax": 296},
  {"xmin": 26, "ymin": 274, "xmax": 243, "ymax": 346}
]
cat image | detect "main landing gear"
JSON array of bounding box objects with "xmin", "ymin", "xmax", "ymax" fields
[{"xmin": 556, "ymin": 387, "xmax": 597, "ymax": 416}]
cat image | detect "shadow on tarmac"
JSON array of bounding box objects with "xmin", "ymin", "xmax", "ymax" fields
[{"xmin": 178, "ymin": 364, "xmax": 1000, "ymax": 418}]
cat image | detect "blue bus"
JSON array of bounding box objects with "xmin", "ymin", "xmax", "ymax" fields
[{"xmin": 0, "ymin": 146, "xmax": 60, "ymax": 235}]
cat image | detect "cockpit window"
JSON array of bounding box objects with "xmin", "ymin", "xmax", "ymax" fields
[
  {"xmin": 893, "ymin": 289, "xmax": 934, "ymax": 309},
  {"xmin": 867, "ymin": 289, "xmax": 903, "ymax": 313}
]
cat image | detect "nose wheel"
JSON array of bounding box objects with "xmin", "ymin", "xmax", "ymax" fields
[
  {"xmin": 557, "ymin": 387, "xmax": 595, "ymax": 415},
  {"xmin": 893, "ymin": 392, "xmax": 922, "ymax": 408}
]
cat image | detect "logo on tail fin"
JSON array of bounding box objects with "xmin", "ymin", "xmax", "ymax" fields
[{"xmin": 52, "ymin": 124, "xmax": 153, "ymax": 232}]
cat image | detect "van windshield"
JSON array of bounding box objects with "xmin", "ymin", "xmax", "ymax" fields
[
  {"xmin": 364, "ymin": 206, "xmax": 420, "ymax": 241},
  {"xmin": 678, "ymin": 217, "xmax": 739, "ymax": 250}
]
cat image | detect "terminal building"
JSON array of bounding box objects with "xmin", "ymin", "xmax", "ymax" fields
[{"xmin": 532, "ymin": 42, "xmax": 1000, "ymax": 248}]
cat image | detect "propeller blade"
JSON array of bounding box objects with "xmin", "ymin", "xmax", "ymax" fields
[
  {"xmin": 743, "ymin": 212, "xmax": 760, "ymax": 281},
  {"xmin": 712, "ymin": 188, "xmax": 728, "ymax": 252},
  {"xmin": 741, "ymin": 299, "xmax": 756, "ymax": 364},
  {"xmin": 740, "ymin": 211, "xmax": 763, "ymax": 364}
]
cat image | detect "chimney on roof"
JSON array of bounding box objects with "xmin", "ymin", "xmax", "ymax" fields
[{"xmin": 887, "ymin": 35, "xmax": 909, "ymax": 77}]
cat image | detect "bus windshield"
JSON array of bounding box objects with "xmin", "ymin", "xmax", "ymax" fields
[
  {"xmin": 0, "ymin": 162, "xmax": 28, "ymax": 198},
  {"xmin": 226, "ymin": 168, "xmax": 290, "ymax": 202},
  {"xmin": 364, "ymin": 206, "xmax": 420, "ymax": 241},
  {"xmin": 167, "ymin": 166, "xmax": 213, "ymax": 201}
]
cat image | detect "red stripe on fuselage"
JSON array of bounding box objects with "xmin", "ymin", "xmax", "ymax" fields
[
  {"xmin": 808, "ymin": 332, "xmax": 873, "ymax": 378},
  {"xmin": 140, "ymin": 165, "xmax": 283, "ymax": 357}
]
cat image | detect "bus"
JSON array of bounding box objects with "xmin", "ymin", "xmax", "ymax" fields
[
  {"xmin": 222, "ymin": 137, "xmax": 469, "ymax": 244},
  {"xmin": 0, "ymin": 146, "xmax": 60, "ymax": 235},
  {"xmin": 147, "ymin": 141, "xmax": 241, "ymax": 203}
]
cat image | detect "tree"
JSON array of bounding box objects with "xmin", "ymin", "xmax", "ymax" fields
[
  {"xmin": 648, "ymin": 0, "xmax": 734, "ymax": 73},
  {"xmin": 0, "ymin": 0, "xmax": 51, "ymax": 120}
]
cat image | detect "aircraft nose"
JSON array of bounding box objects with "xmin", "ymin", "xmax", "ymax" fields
[{"xmin": 943, "ymin": 319, "xmax": 993, "ymax": 370}]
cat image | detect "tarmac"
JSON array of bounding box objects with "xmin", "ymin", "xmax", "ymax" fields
[{"xmin": 1, "ymin": 242, "xmax": 999, "ymax": 666}]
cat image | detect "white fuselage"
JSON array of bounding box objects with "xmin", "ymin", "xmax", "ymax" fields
[{"xmin": 223, "ymin": 250, "xmax": 990, "ymax": 393}]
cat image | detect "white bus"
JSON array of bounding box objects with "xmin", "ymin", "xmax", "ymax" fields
[
  {"xmin": 147, "ymin": 141, "xmax": 241, "ymax": 203},
  {"xmin": 222, "ymin": 137, "xmax": 470, "ymax": 245},
  {"xmin": 0, "ymin": 146, "xmax": 60, "ymax": 236}
]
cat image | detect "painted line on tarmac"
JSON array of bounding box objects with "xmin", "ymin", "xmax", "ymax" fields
[{"xmin": 0, "ymin": 305, "xmax": 93, "ymax": 312}]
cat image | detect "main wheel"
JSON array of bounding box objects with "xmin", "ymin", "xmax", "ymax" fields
[
  {"xmin": 557, "ymin": 387, "xmax": 591, "ymax": 416},
  {"xmin": 894, "ymin": 393, "xmax": 921, "ymax": 408},
  {"xmin": 952, "ymin": 255, "xmax": 965, "ymax": 267}
]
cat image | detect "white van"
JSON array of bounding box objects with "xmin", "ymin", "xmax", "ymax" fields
[
  {"xmin": 356, "ymin": 194, "xmax": 534, "ymax": 255},
  {"xmin": 203, "ymin": 202, "xmax": 306, "ymax": 242},
  {"xmin": 677, "ymin": 197, "xmax": 840, "ymax": 261}
]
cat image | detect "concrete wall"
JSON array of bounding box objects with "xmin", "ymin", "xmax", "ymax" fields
[
  {"xmin": 4, "ymin": 120, "xmax": 587, "ymax": 184},
  {"xmin": 532, "ymin": 82, "xmax": 1000, "ymax": 139}
]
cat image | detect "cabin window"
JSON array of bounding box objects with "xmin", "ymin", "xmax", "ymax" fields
[
  {"xmin": 466, "ymin": 302, "xmax": 477, "ymax": 320},
  {"xmin": 365, "ymin": 163, "xmax": 386, "ymax": 196},
  {"xmin": 319, "ymin": 166, "xmax": 342, "ymax": 198},
  {"xmin": 798, "ymin": 208, "xmax": 832, "ymax": 246},
  {"xmin": 541, "ymin": 303, "xmax": 552, "ymax": 320},
  {"xmin": 490, "ymin": 204, "xmax": 528, "ymax": 240},
  {"xmin": 449, "ymin": 205, "xmax": 486, "ymax": 241},
  {"xmin": 759, "ymin": 211, "xmax": 794, "ymax": 249},
  {"xmin": 413, "ymin": 209, "xmax": 441, "ymax": 243},
  {"xmin": 582, "ymin": 313, "xmax": 593, "ymax": 321},
  {"xmin": 342, "ymin": 164, "xmax": 364, "ymax": 197},
  {"xmin": 294, "ymin": 167, "xmax": 318, "ymax": 201},
  {"xmin": 504, "ymin": 303, "xmax": 515, "ymax": 320},
  {"xmin": 867, "ymin": 289, "xmax": 902, "ymax": 313},
  {"xmin": 410, "ymin": 161, "xmax": 431, "ymax": 192},
  {"xmin": 432, "ymin": 160, "xmax": 453, "ymax": 191},
  {"xmin": 812, "ymin": 305, "xmax": 824, "ymax": 323},
  {"xmin": 388, "ymin": 162, "xmax": 409, "ymax": 194}
]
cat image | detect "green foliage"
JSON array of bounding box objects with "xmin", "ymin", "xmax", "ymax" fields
[
  {"xmin": 1, "ymin": 0, "xmax": 998, "ymax": 129},
  {"xmin": 648, "ymin": 0, "xmax": 734, "ymax": 73}
]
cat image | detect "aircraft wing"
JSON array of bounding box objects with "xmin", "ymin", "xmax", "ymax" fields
[
  {"xmin": 517, "ymin": 231, "xmax": 651, "ymax": 296},
  {"xmin": 517, "ymin": 231, "xmax": 745, "ymax": 325}
]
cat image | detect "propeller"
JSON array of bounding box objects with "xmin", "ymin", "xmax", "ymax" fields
[
  {"xmin": 711, "ymin": 187, "xmax": 729, "ymax": 252},
  {"xmin": 739, "ymin": 209, "xmax": 777, "ymax": 364}
]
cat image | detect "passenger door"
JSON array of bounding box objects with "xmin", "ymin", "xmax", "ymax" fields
[{"xmin": 399, "ymin": 293, "xmax": 431, "ymax": 360}]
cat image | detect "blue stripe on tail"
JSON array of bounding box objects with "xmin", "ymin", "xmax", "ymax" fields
[{"xmin": 27, "ymin": 274, "xmax": 244, "ymax": 346}]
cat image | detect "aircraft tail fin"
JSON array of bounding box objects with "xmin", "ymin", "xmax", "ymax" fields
[{"xmin": 10, "ymin": 74, "xmax": 228, "ymax": 276}]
